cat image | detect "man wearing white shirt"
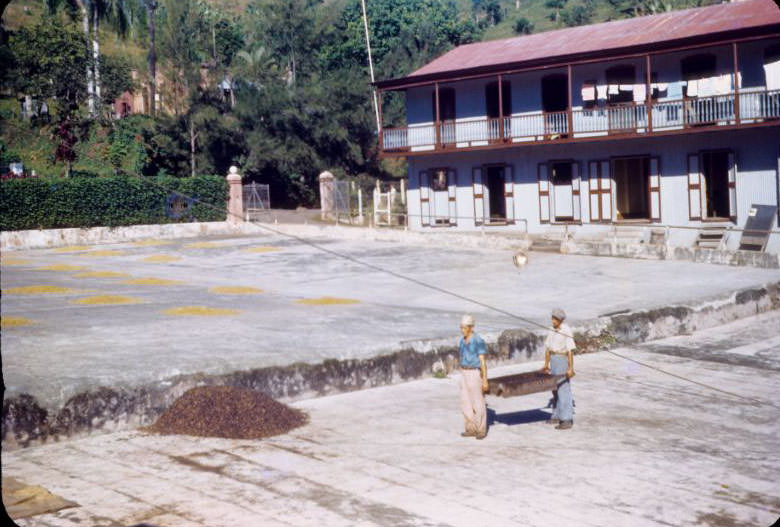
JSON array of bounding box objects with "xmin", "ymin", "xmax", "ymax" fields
[{"xmin": 541, "ymin": 308, "xmax": 576, "ymax": 430}]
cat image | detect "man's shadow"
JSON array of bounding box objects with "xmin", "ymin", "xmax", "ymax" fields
[{"xmin": 487, "ymin": 406, "xmax": 552, "ymax": 426}]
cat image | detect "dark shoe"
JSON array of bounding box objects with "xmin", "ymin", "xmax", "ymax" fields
[
  {"xmin": 546, "ymin": 418, "xmax": 560, "ymax": 425},
  {"xmin": 555, "ymin": 421, "xmax": 573, "ymax": 430},
  {"xmin": 475, "ymin": 433, "xmax": 487, "ymax": 440},
  {"xmin": 461, "ymin": 431, "xmax": 475, "ymax": 437}
]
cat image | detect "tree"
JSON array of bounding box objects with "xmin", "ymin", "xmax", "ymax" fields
[
  {"xmin": 158, "ymin": 0, "xmax": 204, "ymax": 115},
  {"xmin": 561, "ymin": 3, "xmax": 594, "ymax": 27},
  {"xmin": 546, "ymin": 0, "xmax": 567, "ymax": 23},
  {"xmin": 513, "ymin": 16, "xmax": 533, "ymax": 35}
]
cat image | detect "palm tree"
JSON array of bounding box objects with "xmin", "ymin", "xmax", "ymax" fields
[{"xmin": 90, "ymin": 0, "xmax": 130, "ymax": 114}]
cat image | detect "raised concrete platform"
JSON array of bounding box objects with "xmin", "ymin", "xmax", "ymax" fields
[
  {"xmin": 2, "ymin": 229, "xmax": 779, "ymax": 447},
  {"xmin": 3, "ymin": 311, "xmax": 778, "ymax": 527}
]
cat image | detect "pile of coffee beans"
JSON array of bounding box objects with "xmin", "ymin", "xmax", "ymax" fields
[{"xmin": 146, "ymin": 386, "xmax": 308, "ymax": 439}]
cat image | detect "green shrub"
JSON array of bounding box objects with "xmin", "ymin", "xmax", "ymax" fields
[{"xmin": 0, "ymin": 174, "xmax": 228, "ymax": 231}]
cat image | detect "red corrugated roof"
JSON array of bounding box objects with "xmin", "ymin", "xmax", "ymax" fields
[{"xmin": 381, "ymin": 0, "xmax": 780, "ymax": 88}]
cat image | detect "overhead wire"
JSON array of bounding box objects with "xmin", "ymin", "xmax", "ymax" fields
[{"xmin": 136, "ymin": 176, "xmax": 776, "ymax": 407}]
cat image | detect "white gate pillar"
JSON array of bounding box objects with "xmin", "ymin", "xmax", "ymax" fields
[
  {"xmin": 227, "ymin": 166, "xmax": 244, "ymax": 225},
  {"xmin": 319, "ymin": 171, "xmax": 335, "ymax": 220}
]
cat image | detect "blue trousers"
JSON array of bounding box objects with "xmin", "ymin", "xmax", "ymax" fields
[{"xmin": 550, "ymin": 355, "xmax": 573, "ymax": 422}]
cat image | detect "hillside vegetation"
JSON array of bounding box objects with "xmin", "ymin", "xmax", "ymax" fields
[{"xmin": 1, "ymin": 0, "xmax": 721, "ymax": 207}]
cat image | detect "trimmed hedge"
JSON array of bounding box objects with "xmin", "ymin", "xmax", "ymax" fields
[{"xmin": 0, "ymin": 175, "xmax": 228, "ymax": 231}]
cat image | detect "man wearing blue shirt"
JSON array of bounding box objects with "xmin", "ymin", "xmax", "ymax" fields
[{"xmin": 458, "ymin": 314, "xmax": 488, "ymax": 439}]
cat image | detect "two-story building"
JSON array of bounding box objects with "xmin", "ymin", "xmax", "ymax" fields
[{"xmin": 375, "ymin": 0, "xmax": 780, "ymax": 249}]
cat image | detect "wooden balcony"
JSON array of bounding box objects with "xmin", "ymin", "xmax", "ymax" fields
[{"xmin": 380, "ymin": 89, "xmax": 780, "ymax": 156}]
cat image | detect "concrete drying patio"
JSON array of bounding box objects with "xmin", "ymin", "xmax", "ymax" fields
[
  {"xmin": 2, "ymin": 230, "xmax": 780, "ymax": 413},
  {"xmin": 3, "ymin": 311, "xmax": 778, "ymax": 527}
]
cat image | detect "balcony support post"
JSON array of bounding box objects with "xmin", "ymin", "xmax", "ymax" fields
[
  {"xmin": 567, "ymin": 64, "xmax": 573, "ymax": 137},
  {"xmin": 732, "ymin": 41, "xmax": 740, "ymax": 125},
  {"xmin": 435, "ymin": 82, "xmax": 441, "ymax": 149},
  {"xmin": 645, "ymin": 54, "xmax": 653, "ymax": 133},
  {"xmin": 498, "ymin": 74, "xmax": 505, "ymax": 142}
]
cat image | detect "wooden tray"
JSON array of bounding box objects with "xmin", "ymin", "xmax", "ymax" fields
[{"xmin": 487, "ymin": 370, "xmax": 567, "ymax": 398}]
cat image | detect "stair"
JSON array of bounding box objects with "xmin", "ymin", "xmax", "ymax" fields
[
  {"xmin": 529, "ymin": 237, "xmax": 562, "ymax": 253},
  {"xmin": 696, "ymin": 226, "xmax": 727, "ymax": 250}
]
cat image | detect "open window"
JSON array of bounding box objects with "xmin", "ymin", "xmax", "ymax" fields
[
  {"xmin": 485, "ymin": 81, "xmax": 511, "ymax": 119},
  {"xmin": 605, "ymin": 65, "xmax": 635, "ymax": 104},
  {"xmin": 681, "ymin": 54, "xmax": 716, "ymax": 97},
  {"xmin": 541, "ymin": 74, "xmax": 568, "ymax": 113},
  {"xmin": 431, "ymin": 87, "xmax": 456, "ymax": 122}
]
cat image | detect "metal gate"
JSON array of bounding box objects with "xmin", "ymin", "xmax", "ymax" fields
[
  {"xmin": 333, "ymin": 180, "xmax": 351, "ymax": 218},
  {"xmin": 243, "ymin": 183, "xmax": 271, "ymax": 221}
]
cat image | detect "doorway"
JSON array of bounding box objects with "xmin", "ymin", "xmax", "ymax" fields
[
  {"xmin": 486, "ymin": 165, "xmax": 506, "ymax": 221},
  {"xmin": 700, "ymin": 151, "xmax": 730, "ymax": 219},
  {"xmin": 550, "ymin": 162, "xmax": 574, "ymax": 221},
  {"xmin": 613, "ymin": 157, "xmax": 650, "ymax": 220}
]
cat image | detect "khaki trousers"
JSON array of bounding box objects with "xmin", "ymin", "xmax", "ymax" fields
[{"xmin": 460, "ymin": 368, "xmax": 486, "ymax": 435}]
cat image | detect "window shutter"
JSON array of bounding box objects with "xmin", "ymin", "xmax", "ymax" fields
[
  {"xmin": 448, "ymin": 169, "xmax": 458, "ymax": 225},
  {"xmin": 589, "ymin": 161, "xmax": 601, "ymax": 222},
  {"xmin": 571, "ymin": 162, "xmax": 581, "ymax": 222},
  {"xmin": 727, "ymin": 151, "xmax": 737, "ymax": 222},
  {"xmin": 504, "ymin": 165, "xmax": 515, "ymax": 224},
  {"xmin": 538, "ymin": 163, "xmax": 550, "ymax": 223},
  {"xmin": 472, "ymin": 167, "xmax": 485, "ymax": 225},
  {"xmin": 687, "ymin": 154, "xmax": 702, "ymax": 220},
  {"xmin": 419, "ymin": 170, "xmax": 431, "ymax": 226},
  {"xmin": 600, "ymin": 160, "xmax": 613, "ymax": 221},
  {"xmin": 649, "ymin": 157, "xmax": 662, "ymax": 222}
]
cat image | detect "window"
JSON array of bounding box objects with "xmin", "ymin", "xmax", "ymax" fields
[
  {"xmin": 431, "ymin": 87, "xmax": 456, "ymax": 122},
  {"xmin": 605, "ymin": 65, "xmax": 635, "ymax": 104},
  {"xmin": 485, "ymin": 81, "xmax": 511, "ymax": 119},
  {"xmin": 681, "ymin": 54, "xmax": 716, "ymax": 97},
  {"xmin": 542, "ymin": 74, "xmax": 568, "ymax": 113},
  {"xmin": 432, "ymin": 169, "xmax": 448, "ymax": 191}
]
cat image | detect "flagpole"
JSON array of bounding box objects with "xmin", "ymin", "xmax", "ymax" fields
[{"xmin": 360, "ymin": 0, "xmax": 381, "ymax": 134}]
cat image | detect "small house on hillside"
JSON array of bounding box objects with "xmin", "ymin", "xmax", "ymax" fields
[{"xmin": 374, "ymin": 0, "xmax": 780, "ymax": 250}]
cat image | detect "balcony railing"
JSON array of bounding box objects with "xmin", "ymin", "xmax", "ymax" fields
[{"xmin": 381, "ymin": 89, "xmax": 780, "ymax": 153}]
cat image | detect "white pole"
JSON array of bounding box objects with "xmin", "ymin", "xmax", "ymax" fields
[
  {"xmin": 401, "ymin": 179, "xmax": 406, "ymax": 205},
  {"xmin": 360, "ymin": 0, "xmax": 381, "ymax": 134},
  {"xmin": 358, "ymin": 188, "xmax": 364, "ymax": 224}
]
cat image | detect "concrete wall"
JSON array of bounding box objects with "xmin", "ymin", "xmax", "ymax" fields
[{"xmin": 407, "ymin": 128, "xmax": 780, "ymax": 250}]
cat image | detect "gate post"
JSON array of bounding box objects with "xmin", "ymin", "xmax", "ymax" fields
[
  {"xmin": 319, "ymin": 171, "xmax": 335, "ymax": 220},
  {"xmin": 227, "ymin": 166, "xmax": 244, "ymax": 225}
]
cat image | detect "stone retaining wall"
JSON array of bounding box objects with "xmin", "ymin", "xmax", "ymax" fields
[{"xmin": 3, "ymin": 281, "xmax": 777, "ymax": 450}]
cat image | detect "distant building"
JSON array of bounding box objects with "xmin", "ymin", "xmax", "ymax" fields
[{"xmin": 375, "ymin": 0, "xmax": 780, "ymax": 249}]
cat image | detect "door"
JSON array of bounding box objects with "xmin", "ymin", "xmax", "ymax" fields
[
  {"xmin": 431, "ymin": 168, "xmax": 450, "ymax": 224},
  {"xmin": 551, "ymin": 161, "xmax": 574, "ymax": 221},
  {"xmin": 589, "ymin": 160, "xmax": 613, "ymax": 222},
  {"xmin": 727, "ymin": 152, "xmax": 737, "ymax": 222},
  {"xmin": 473, "ymin": 167, "xmax": 487, "ymax": 225},
  {"xmin": 538, "ymin": 163, "xmax": 551, "ymax": 223}
]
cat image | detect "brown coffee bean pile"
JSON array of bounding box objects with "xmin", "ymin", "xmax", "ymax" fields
[{"xmin": 146, "ymin": 386, "xmax": 308, "ymax": 439}]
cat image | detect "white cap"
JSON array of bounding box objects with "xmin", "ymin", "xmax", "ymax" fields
[
  {"xmin": 460, "ymin": 314, "xmax": 475, "ymax": 327},
  {"xmin": 551, "ymin": 308, "xmax": 566, "ymax": 321}
]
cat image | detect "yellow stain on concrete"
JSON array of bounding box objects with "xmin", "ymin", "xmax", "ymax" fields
[
  {"xmin": 244, "ymin": 246, "xmax": 282, "ymax": 253},
  {"xmin": 1, "ymin": 317, "xmax": 35, "ymax": 328},
  {"xmin": 74, "ymin": 271, "xmax": 131, "ymax": 278},
  {"xmin": 122, "ymin": 277, "xmax": 185, "ymax": 286},
  {"xmin": 183, "ymin": 242, "xmax": 220, "ymax": 249},
  {"xmin": 163, "ymin": 306, "xmax": 241, "ymax": 316},
  {"xmin": 5, "ymin": 285, "xmax": 77, "ymax": 295},
  {"xmin": 1, "ymin": 259, "xmax": 33, "ymax": 266},
  {"xmin": 131, "ymin": 239, "xmax": 173, "ymax": 247},
  {"xmin": 296, "ymin": 296, "xmax": 360, "ymax": 306},
  {"xmin": 71, "ymin": 295, "xmax": 142, "ymax": 305},
  {"xmin": 142, "ymin": 255, "xmax": 182, "ymax": 263},
  {"xmin": 53, "ymin": 246, "xmax": 92, "ymax": 252},
  {"xmin": 76, "ymin": 250, "xmax": 125, "ymax": 257},
  {"xmin": 35, "ymin": 264, "xmax": 89, "ymax": 272},
  {"xmin": 209, "ymin": 286, "xmax": 264, "ymax": 295}
]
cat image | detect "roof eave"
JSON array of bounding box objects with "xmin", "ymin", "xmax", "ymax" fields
[{"xmin": 374, "ymin": 24, "xmax": 780, "ymax": 91}]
